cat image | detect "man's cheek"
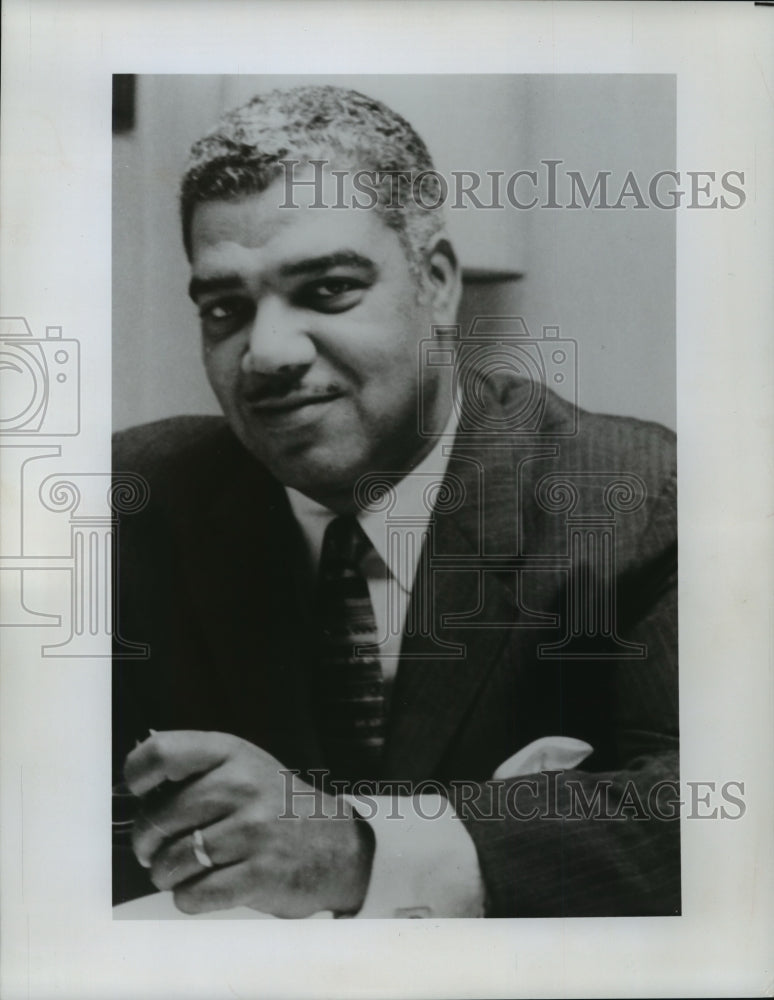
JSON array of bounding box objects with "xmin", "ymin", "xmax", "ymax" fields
[{"xmin": 203, "ymin": 364, "xmax": 230, "ymax": 403}]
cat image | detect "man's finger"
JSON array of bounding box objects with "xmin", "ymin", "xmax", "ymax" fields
[
  {"xmin": 124, "ymin": 730, "xmax": 236, "ymax": 796},
  {"xmin": 149, "ymin": 831, "xmax": 207, "ymax": 891},
  {"xmin": 149, "ymin": 829, "xmax": 218, "ymax": 891},
  {"xmin": 171, "ymin": 860, "xmax": 258, "ymax": 915},
  {"xmin": 149, "ymin": 814, "xmax": 241, "ymax": 890},
  {"xmin": 131, "ymin": 768, "xmax": 233, "ymax": 867}
]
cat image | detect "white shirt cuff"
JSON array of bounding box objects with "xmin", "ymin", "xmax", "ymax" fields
[{"xmin": 344, "ymin": 793, "xmax": 485, "ymax": 918}]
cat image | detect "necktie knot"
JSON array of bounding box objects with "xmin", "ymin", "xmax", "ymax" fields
[{"xmin": 320, "ymin": 514, "xmax": 371, "ymax": 572}]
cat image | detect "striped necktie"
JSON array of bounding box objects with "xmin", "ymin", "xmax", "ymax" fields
[{"xmin": 315, "ymin": 514, "xmax": 386, "ymax": 782}]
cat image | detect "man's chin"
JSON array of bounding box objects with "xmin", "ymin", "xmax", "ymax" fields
[{"xmin": 258, "ymin": 450, "xmax": 369, "ymax": 510}]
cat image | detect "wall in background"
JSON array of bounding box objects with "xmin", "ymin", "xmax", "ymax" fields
[{"xmin": 113, "ymin": 75, "xmax": 675, "ymax": 432}]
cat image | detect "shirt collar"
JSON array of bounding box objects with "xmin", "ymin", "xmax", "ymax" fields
[{"xmin": 286, "ymin": 410, "xmax": 458, "ymax": 593}]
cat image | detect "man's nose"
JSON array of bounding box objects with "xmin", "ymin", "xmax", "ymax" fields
[{"xmin": 241, "ymin": 296, "xmax": 315, "ymax": 376}]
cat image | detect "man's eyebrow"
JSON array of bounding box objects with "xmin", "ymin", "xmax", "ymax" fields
[
  {"xmin": 278, "ymin": 252, "xmax": 376, "ymax": 278},
  {"xmin": 188, "ymin": 252, "xmax": 376, "ymax": 301},
  {"xmin": 188, "ymin": 275, "xmax": 245, "ymax": 301}
]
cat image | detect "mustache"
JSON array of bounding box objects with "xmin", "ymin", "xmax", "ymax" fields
[{"xmin": 239, "ymin": 372, "xmax": 342, "ymax": 405}]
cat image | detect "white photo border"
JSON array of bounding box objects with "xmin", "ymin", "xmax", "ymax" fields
[{"xmin": 1, "ymin": 2, "xmax": 772, "ymax": 998}]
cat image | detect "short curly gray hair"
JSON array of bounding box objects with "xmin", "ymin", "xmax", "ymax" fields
[{"xmin": 180, "ymin": 85, "xmax": 446, "ymax": 284}]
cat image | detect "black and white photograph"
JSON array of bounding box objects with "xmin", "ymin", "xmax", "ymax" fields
[
  {"xmin": 1, "ymin": 3, "xmax": 772, "ymax": 998},
  {"xmin": 112, "ymin": 74, "xmax": 680, "ymax": 921}
]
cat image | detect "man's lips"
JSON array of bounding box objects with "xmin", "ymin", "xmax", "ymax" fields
[{"xmin": 242, "ymin": 390, "xmax": 342, "ymax": 414}]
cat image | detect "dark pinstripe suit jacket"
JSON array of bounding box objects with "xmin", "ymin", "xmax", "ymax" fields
[{"xmin": 113, "ymin": 379, "xmax": 679, "ymax": 915}]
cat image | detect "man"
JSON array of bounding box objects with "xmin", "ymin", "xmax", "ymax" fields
[{"xmin": 113, "ymin": 85, "xmax": 679, "ymax": 918}]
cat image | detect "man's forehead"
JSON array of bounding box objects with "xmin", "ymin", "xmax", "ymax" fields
[
  {"xmin": 189, "ymin": 184, "xmax": 402, "ymax": 275},
  {"xmin": 191, "ymin": 164, "xmax": 367, "ymax": 228}
]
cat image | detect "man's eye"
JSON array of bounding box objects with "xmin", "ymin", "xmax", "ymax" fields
[
  {"xmin": 314, "ymin": 279, "xmax": 355, "ymax": 297},
  {"xmin": 204, "ymin": 303, "xmax": 232, "ymax": 319},
  {"xmin": 299, "ymin": 278, "xmax": 366, "ymax": 312},
  {"xmin": 198, "ymin": 299, "xmax": 253, "ymax": 340}
]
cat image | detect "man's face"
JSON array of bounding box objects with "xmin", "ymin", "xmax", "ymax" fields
[{"xmin": 188, "ymin": 176, "xmax": 458, "ymax": 509}]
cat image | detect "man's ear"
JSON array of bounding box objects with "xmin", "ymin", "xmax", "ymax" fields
[{"xmin": 425, "ymin": 237, "xmax": 462, "ymax": 323}]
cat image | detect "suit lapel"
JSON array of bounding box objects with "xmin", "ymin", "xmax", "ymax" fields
[{"xmin": 384, "ymin": 440, "xmax": 520, "ymax": 778}]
